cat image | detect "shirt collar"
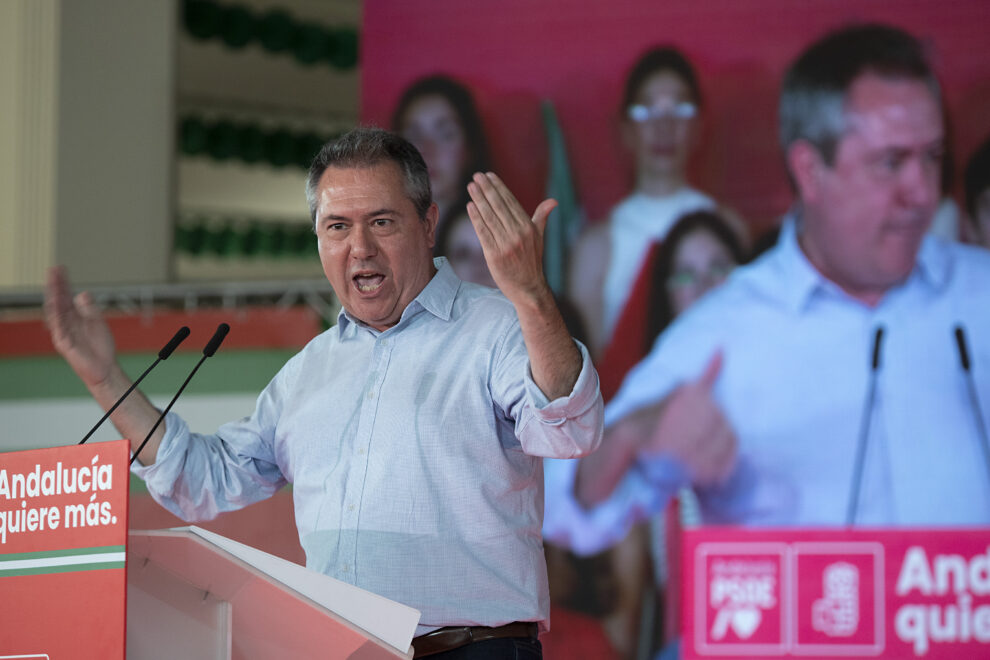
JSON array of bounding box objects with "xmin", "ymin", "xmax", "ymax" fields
[
  {"xmin": 335, "ymin": 257, "xmax": 460, "ymax": 335},
  {"xmin": 767, "ymin": 213, "xmax": 823, "ymax": 312},
  {"xmin": 769, "ymin": 211, "xmax": 952, "ymax": 313},
  {"xmin": 913, "ymin": 233, "xmax": 951, "ymax": 291},
  {"xmin": 410, "ymin": 257, "xmax": 460, "ymax": 322}
]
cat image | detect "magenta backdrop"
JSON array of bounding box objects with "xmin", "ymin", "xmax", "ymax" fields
[{"xmin": 362, "ymin": 0, "xmax": 990, "ymax": 233}]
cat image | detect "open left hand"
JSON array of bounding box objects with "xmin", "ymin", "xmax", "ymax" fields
[
  {"xmin": 43, "ymin": 266, "xmax": 117, "ymax": 388},
  {"xmin": 466, "ymin": 172, "xmax": 558, "ymax": 306}
]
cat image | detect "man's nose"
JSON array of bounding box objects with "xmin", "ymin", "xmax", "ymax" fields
[
  {"xmin": 349, "ymin": 225, "xmax": 378, "ymax": 258},
  {"xmin": 900, "ymin": 155, "xmax": 939, "ymax": 209}
]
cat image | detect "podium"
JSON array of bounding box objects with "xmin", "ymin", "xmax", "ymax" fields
[
  {"xmin": 1, "ymin": 441, "xmax": 420, "ymax": 659},
  {"xmin": 128, "ymin": 526, "xmax": 418, "ymax": 659}
]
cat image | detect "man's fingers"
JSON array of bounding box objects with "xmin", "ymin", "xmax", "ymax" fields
[
  {"xmin": 697, "ymin": 350, "xmax": 723, "ymax": 390},
  {"xmin": 691, "ymin": 428, "xmax": 734, "ymax": 486},
  {"xmin": 658, "ymin": 382, "xmax": 736, "ymax": 485},
  {"xmin": 43, "ymin": 268, "xmax": 60, "ymax": 320},
  {"xmin": 480, "ymin": 172, "xmax": 528, "ymax": 222},
  {"xmin": 75, "ymin": 292, "xmax": 98, "ymax": 320},
  {"xmin": 711, "ymin": 429, "xmax": 738, "ymax": 485},
  {"xmin": 467, "ymin": 175, "xmax": 510, "ymax": 238},
  {"xmin": 472, "ymin": 172, "xmax": 534, "ymax": 233},
  {"xmin": 44, "ymin": 266, "xmax": 76, "ymax": 331},
  {"xmin": 45, "ymin": 266, "xmax": 69, "ymax": 309},
  {"xmin": 532, "ymin": 199, "xmax": 558, "ymax": 238},
  {"xmin": 702, "ymin": 420, "xmax": 737, "ymax": 484},
  {"xmin": 465, "ymin": 200, "xmax": 496, "ymax": 247},
  {"xmin": 47, "ymin": 264, "xmax": 66, "ymax": 289}
]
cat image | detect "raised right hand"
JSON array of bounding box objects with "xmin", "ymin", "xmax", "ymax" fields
[
  {"xmin": 643, "ymin": 351, "xmax": 738, "ymax": 487},
  {"xmin": 43, "ymin": 266, "xmax": 117, "ymax": 388}
]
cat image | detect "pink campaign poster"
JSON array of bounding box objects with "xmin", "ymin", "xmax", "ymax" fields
[
  {"xmin": 0, "ymin": 440, "xmax": 129, "ymax": 659},
  {"xmin": 682, "ymin": 527, "xmax": 990, "ymax": 659}
]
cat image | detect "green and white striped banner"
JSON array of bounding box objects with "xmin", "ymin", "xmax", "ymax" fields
[{"xmin": 0, "ymin": 545, "xmax": 125, "ymax": 578}]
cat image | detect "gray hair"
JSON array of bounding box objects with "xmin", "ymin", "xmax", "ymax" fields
[
  {"xmin": 305, "ymin": 127, "xmax": 432, "ymax": 225},
  {"xmin": 779, "ymin": 23, "xmax": 941, "ymax": 164}
]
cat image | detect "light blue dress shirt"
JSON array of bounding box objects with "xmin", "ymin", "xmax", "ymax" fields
[
  {"xmin": 134, "ymin": 259, "xmax": 604, "ymax": 634},
  {"xmin": 607, "ymin": 221, "xmax": 990, "ymax": 527}
]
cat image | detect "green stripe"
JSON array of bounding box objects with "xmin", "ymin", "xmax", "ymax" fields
[
  {"xmin": 0, "ymin": 349, "xmax": 297, "ymax": 400},
  {"xmin": 126, "ymin": 476, "xmax": 290, "ymax": 495},
  {"xmin": 130, "ymin": 472, "xmax": 150, "ymax": 493},
  {"xmin": 1, "ymin": 561, "xmax": 125, "ymax": 577},
  {"xmin": 0, "ymin": 544, "xmax": 125, "ymax": 561}
]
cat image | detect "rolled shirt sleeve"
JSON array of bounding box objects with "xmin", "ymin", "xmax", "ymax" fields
[
  {"xmin": 499, "ymin": 331, "xmax": 604, "ymax": 459},
  {"xmin": 131, "ymin": 391, "xmax": 288, "ymax": 522}
]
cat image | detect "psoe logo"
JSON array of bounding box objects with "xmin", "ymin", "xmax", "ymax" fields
[
  {"xmin": 709, "ymin": 558, "xmax": 778, "ymax": 641},
  {"xmin": 812, "ymin": 562, "xmax": 860, "ymax": 637}
]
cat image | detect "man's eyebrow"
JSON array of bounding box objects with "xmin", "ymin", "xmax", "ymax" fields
[
  {"xmin": 871, "ymin": 135, "xmax": 945, "ymax": 155},
  {"xmin": 321, "ymin": 208, "xmax": 399, "ymax": 222},
  {"xmin": 365, "ymin": 208, "xmax": 400, "ymax": 218}
]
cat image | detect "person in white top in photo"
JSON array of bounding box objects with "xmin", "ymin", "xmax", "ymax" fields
[{"xmin": 568, "ymin": 46, "xmax": 745, "ymax": 359}]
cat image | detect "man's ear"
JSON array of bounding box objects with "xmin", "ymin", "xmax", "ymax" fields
[
  {"xmin": 424, "ymin": 202, "xmax": 439, "ymax": 250},
  {"xmin": 786, "ymin": 140, "xmax": 827, "ymax": 204}
]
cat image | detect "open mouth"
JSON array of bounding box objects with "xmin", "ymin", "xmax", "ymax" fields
[{"xmin": 353, "ymin": 273, "xmax": 385, "ymax": 293}]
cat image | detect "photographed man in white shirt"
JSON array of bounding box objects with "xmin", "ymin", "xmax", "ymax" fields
[
  {"xmin": 46, "ymin": 128, "xmax": 604, "ymax": 659},
  {"xmin": 577, "ymin": 24, "xmax": 990, "ymax": 528}
]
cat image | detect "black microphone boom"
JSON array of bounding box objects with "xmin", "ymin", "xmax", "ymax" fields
[
  {"xmin": 954, "ymin": 325, "xmax": 990, "ymax": 485},
  {"xmin": 955, "ymin": 326, "xmax": 972, "ymax": 371},
  {"xmin": 846, "ymin": 326, "xmax": 884, "ymax": 526},
  {"xmin": 79, "ymin": 326, "xmax": 191, "ymax": 445},
  {"xmin": 203, "ymin": 322, "xmax": 229, "ymax": 357},
  {"xmin": 130, "ymin": 323, "xmax": 230, "ymax": 465}
]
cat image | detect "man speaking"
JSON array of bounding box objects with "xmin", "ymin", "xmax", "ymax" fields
[
  {"xmin": 577, "ymin": 24, "xmax": 990, "ymax": 527},
  {"xmin": 45, "ymin": 128, "xmax": 604, "ymax": 659}
]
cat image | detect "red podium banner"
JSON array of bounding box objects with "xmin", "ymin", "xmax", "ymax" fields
[
  {"xmin": 682, "ymin": 527, "xmax": 990, "ymax": 659},
  {"xmin": 0, "ymin": 440, "xmax": 129, "ymax": 659}
]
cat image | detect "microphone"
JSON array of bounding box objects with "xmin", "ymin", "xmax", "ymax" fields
[
  {"xmin": 846, "ymin": 326, "xmax": 884, "ymax": 525},
  {"xmin": 130, "ymin": 323, "xmax": 230, "ymax": 466},
  {"xmin": 79, "ymin": 326, "xmax": 190, "ymax": 445},
  {"xmin": 953, "ymin": 325, "xmax": 990, "ymax": 484}
]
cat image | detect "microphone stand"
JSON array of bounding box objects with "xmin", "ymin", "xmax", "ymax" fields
[{"xmin": 846, "ymin": 326, "xmax": 884, "ymax": 526}]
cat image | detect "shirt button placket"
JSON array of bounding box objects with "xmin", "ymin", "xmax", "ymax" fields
[{"xmin": 344, "ymin": 335, "xmax": 392, "ymax": 582}]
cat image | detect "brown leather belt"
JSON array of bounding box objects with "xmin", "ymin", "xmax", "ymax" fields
[{"xmin": 412, "ymin": 621, "xmax": 539, "ymax": 658}]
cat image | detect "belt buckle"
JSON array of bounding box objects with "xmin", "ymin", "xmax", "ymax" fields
[
  {"xmin": 413, "ymin": 622, "xmax": 536, "ymax": 658},
  {"xmin": 413, "ymin": 626, "xmax": 473, "ymax": 658}
]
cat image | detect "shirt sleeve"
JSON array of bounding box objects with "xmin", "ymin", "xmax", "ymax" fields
[
  {"xmin": 130, "ymin": 364, "xmax": 293, "ymax": 522},
  {"xmin": 492, "ymin": 323, "xmax": 604, "ymax": 459}
]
